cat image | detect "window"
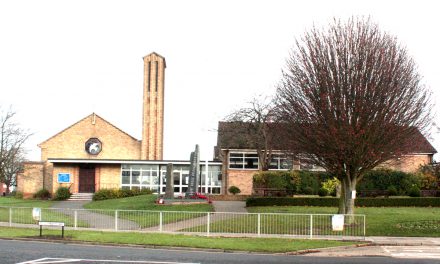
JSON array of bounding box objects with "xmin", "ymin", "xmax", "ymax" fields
[
  {"xmin": 269, "ymin": 154, "xmax": 293, "ymax": 170},
  {"xmin": 228, "ymin": 152, "xmax": 259, "ymax": 170}
]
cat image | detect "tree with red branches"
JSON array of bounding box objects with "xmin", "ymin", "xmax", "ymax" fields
[{"xmin": 276, "ymin": 17, "xmax": 431, "ymax": 214}]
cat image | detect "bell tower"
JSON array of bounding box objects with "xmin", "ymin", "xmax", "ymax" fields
[{"xmin": 141, "ymin": 52, "xmax": 166, "ymax": 160}]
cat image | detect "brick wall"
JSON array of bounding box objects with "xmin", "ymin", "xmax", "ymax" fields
[
  {"xmin": 39, "ymin": 114, "xmax": 141, "ymax": 161},
  {"xmin": 227, "ymin": 170, "xmax": 256, "ymax": 195},
  {"xmin": 99, "ymin": 164, "xmax": 121, "ymax": 190},
  {"xmin": 16, "ymin": 162, "xmax": 44, "ymax": 198}
]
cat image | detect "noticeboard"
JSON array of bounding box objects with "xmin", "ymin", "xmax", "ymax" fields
[
  {"xmin": 332, "ymin": 214, "xmax": 345, "ymax": 231},
  {"xmin": 57, "ymin": 173, "xmax": 71, "ymax": 183}
]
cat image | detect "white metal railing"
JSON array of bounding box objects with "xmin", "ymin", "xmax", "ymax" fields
[{"xmin": 0, "ymin": 206, "xmax": 365, "ymax": 239}]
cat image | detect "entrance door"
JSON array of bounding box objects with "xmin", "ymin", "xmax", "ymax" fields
[{"xmin": 79, "ymin": 165, "xmax": 95, "ymax": 193}]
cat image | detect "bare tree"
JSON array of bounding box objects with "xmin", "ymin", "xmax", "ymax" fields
[
  {"xmin": 276, "ymin": 17, "xmax": 431, "ymax": 214},
  {"xmin": 224, "ymin": 96, "xmax": 279, "ymax": 171},
  {"xmin": 0, "ymin": 108, "xmax": 31, "ymax": 194}
]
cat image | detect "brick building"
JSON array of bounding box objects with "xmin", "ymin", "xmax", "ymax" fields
[
  {"xmin": 215, "ymin": 122, "xmax": 437, "ymax": 195},
  {"xmin": 17, "ymin": 53, "xmax": 222, "ymax": 198}
]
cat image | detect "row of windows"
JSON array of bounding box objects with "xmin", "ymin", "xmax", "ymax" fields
[
  {"xmin": 228, "ymin": 152, "xmax": 293, "ymax": 170},
  {"xmin": 120, "ymin": 164, "xmax": 222, "ymax": 194}
]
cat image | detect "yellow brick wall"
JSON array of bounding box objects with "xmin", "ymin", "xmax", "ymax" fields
[
  {"xmin": 381, "ymin": 155, "xmax": 432, "ymax": 173},
  {"xmin": 227, "ymin": 170, "xmax": 256, "ymax": 195},
  {"xmin": 99, "ymin": 165, "xmax": 121, "ymax": 190},
  {"xmin": 39, "ymin": 114, "xmax": 141, "ymax": 161},
  {"xmin": 52, "ymin": 165, "xmax": 78, "ymax": 194},
  {"xmin": 16, "ymin": 162, "xmax": 44, "ymax": 198}
]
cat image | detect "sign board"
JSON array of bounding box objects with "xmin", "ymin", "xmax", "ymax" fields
[
  {"xmin": 57, "ymin": 173, "xmax": 71, "ymax": 183},
  {"xmin": 32, "ymin": 208, "xmax": 41, "ymax": 221},
  {"xmin": 186, "ymin": 145, "xmax": 200, "ymax": 197},
  {"xmin": 332, "ymin": 214, "xmax": 345, "ymax": 231},
  {"xmin": 351, "ymin": 190, "xmax": 357, "ymax": 199},
  {"xmin": 39, "ymin": 221, "xmax": 65, "ymax": 227}
]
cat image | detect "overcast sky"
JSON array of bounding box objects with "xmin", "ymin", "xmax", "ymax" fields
[{"xmin": 1, "ymin": 0, "xmax": 439, "ymax": 161}]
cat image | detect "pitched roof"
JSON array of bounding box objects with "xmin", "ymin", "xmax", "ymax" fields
[
  {"xmin": 216, "ymin": 121, "xmax": 437, "ymax": 154},
  {"xmin": 38, "ymin": 113, "xmax": 140, "ymax": 147}
]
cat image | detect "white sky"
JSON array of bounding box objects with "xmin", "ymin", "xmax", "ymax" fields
[{"xmin": 0, "ymin": 0, "xmax": 439, "ymax": 161}]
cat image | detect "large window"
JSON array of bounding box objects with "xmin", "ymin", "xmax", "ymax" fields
[
  {"xmin": 228, "ymin": 152, "xmax": 259, "ymax": 170},
  {"xmin": 121, "ymin": 163, "xmax": 222, "ymax": 194}
]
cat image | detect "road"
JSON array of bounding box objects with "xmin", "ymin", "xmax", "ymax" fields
[{"xmin": 1, "ymin": 239, "xmax": 439, "ymax": 264}]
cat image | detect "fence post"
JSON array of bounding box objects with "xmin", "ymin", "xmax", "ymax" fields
[
  {"xmin": 115, "ymin": 210, "xmax": 118, "ymax": 231},
  {"xmin": 257, "ymin": 213, "xmax": 261, "ymax": 237},
  {"xmin": 309, "ymin": 214, "xmax": 313, "ymax": 239},
  {"xmin": 9, "ymin": 207, "xmax": 12, "ymax": 227},
  {"xmin": 207, "ymin": 212, "xmax": 210, "ymax": 237},
  {"xmin": 74, "ymin": 210, "xmax": 78, "ymax": 230},
  {"xmin": 159, "ymin": 212, "xmax": 163, "ymax": 232},
  {"xmin": 363, "ymin": 215, "xmax": 366, "ymax": 240}
]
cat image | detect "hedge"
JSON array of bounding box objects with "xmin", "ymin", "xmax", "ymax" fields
[
  {"xmin": 93, "ymin": 188, "xmax": 153, "ymax": 201},
  {"xmin": 246, "ymin": 197, "xmax": 440, "ymax": 207}
]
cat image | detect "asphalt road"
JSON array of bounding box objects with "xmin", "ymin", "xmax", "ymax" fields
[{"xmin": 0, "ymin": 239, "xmax": 438, "ymax": 264}]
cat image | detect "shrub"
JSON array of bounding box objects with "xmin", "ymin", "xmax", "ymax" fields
[
  {"xmin": 387, "ymin": 185, "xmax": 398, "ymax": 196},
  {"xmin": 408, "ymin": 186, "xmax": 421, "ymax": 197},
  {"xmin": 321, "ymin": 177, "xmax": 340, "ymax": 196},
  {"xmin": 34, "ymin": 189, "xmax": 51, "ymax": 200},
  {"xmin": 246, "ymin": 197, "xmax": 440, "ymax": 207},
  {"xmin": 228, "ymin": 186, "xmax": 241, "ymax": 195},
  {"xmin": 92, "ymin": 188, "xmax": 153, "ymax": 201},
  {"xmin": 14, "ymin": 191, "xmax": 23, "ymax": 199},
  {"xmin": 358, "ymin": 169, "xmax": 420, "ymax": 195},
  {"xmin": 303, "ymin": 186, "xmax": 314, "ymax": 195},
  {"xmin": 318, "ymin": 187, "xmax": 328, "ymax": 197},
  {"xmin": 54, "ymin": 187, "xmax": 71, "ymax": 200}
]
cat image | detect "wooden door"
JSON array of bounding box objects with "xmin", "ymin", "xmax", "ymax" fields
[{"xmin": 79, "ymin": 165, "xmax": 95, "ymax": 193}]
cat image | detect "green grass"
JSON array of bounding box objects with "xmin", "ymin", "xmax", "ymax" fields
[
  {"xmin": 84, "ymin": 195, "xmax": 213, "ymax": 228},
  {"xmin": 0, "ymin": 197, "xmax": 54, "ymax": 208},
  {"xmin": 247, "ymin": 206, "xmax": 440, "ymax": 237},
  {"xmin": 0, "ymin": 226, "xmax": 357, "ymax": 253},
  {"xmin": 84, "ymin": 195, "xmax": 213, "ymax": 211}
]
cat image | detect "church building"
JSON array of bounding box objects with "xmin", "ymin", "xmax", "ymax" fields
[{"xmin": 17, "ymin": 53, "xmax": 222, "ymax": 198}]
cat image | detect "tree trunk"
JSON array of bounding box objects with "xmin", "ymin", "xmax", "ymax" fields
[{"xmin": 338, "ymin": 178, "xmax": 346, "ymax": 214}]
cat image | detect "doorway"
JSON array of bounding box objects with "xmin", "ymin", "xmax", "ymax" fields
[{"xmin": 79, "ymin": 165, "xmax": 95, "ymax": 193}]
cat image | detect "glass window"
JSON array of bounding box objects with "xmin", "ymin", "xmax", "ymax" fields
[{"xmin": 244, "ymin": 153, "xmax": 259, "ymax": 169}]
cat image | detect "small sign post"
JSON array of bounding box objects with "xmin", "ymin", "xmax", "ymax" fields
[
  {"xmin": 332, "ymin": 214, "xmax": 345, "ymax": 231},
  {"xmin": 32, "ymin": 208, "xmax": 41, "ymax": 221}
]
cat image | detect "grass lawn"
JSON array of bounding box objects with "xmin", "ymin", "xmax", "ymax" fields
[
  {"xmin": 0, "ymin": 226, "xmax": 357, "ymax": 253},
  {"xmin": 247, "ymin": 206, "xmax": 440, "ymax": 237},
  {"xmin": 84, "ymin": 194, "xmax": 213, "ymax": 211},
  {"xmin": 84, "ymin": 195, "xmax": 213, "ymax": 228},
  {"xmin": 0, "ymin": 197, "xmax": 54, "ymax": 208}
]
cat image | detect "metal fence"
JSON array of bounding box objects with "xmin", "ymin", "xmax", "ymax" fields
[{"xmin": 0, "ymin": 206, "xmax": 365, "ymax": 239}]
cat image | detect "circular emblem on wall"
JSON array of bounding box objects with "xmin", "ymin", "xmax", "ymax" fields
[{"xmin": 85, "ymin": 138, "xmax": 102, "ymax": 155}]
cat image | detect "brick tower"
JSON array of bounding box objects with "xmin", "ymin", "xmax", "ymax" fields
[{"xmin": 141, "ymin": 52, "xmax": 166, "ymax": 160}]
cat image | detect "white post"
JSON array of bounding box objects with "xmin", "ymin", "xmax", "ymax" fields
[
  {"xmin": 257, "ymin": 213, "xmax": 261, "ymax": 237},
  {"xmin": 115, "ymin": 210, "xmax": 118, "ymax": 231},
  {"xmin": 159, "ymin": 212, "xmax": 163, "ymax": 232},
  {"xmin": 74, "ymin": 210, "xmax": 78, "ymax": 230},
  {"xmin": 207, "ymin": 212, "xmax": 210, "ymax": 236},
  {"xmin": 205, "ymin": 160, "xmax": 209, "ymax": 194},
  {"xmin": 9, "ymin": 208, "xmax": 12, "ymax": 227},
  {"xmin": 309, "ymin": 214, "xmax": 313, "ymax": 239},
  {"xmin": 363, "ymin": 215, "xmax": 366, "ymax": 240}
]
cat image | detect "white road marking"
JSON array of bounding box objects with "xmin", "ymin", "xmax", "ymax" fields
[
  {"xmin": 16, "ymin": 258, "xmax": 200, "ymax": 264},
  {"xmin": 383, "ymin": 246, "xmax": 440, "ymax": 259}
]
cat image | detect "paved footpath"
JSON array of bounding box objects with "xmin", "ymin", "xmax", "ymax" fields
[{"xmin": 51, "ymin": 201, "xmax": 140, "ymax": 230}]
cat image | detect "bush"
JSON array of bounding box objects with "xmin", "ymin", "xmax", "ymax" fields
[
  {"xmin": 14, "ymin": 191, "xmax": 23, "ymax": 199},
  {"xmin": 228, "ymin": 186, "xmax": 241, "ymax": 195},
  {"xmin": 318, "ymin": 187, "xmax": 328, "ymax": 197},
  {"xmin": 93, "ymin": 188, "xmax": 153, "ymax": 201},
  {"xmin": 34, "ymin": 189, "xmax": 51, "ymax": 200},
  {"xmin": 321, "ymin": 177, "xmax": 340, "ymax": 196},
  {"xmin": 387, "ymin": 185, "xmax": 398, "ymax": 196},
  {"xmin": 408, "ymin": 186, "xmax": 421, "ymax": 197},
  {"xmin": 253, "ymin": 171, "xmax": 301, "ymax": 194},
  {"xmin": 358, "ymin": 169, "xmax": 420, "ymax": 195},
  {"xmin": 303, "ymin": 186, "xmax": 314, "ymax": 195},
  {"xmin": 54, "ymin": 187, "xmax": 71, "ymax": 200},
  {"xmin": 246, "ymin": 197, "xmax": 440, "ymax": 207}
]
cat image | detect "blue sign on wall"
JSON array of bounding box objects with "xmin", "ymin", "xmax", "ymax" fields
[{"xmin": 58, "ymin": 173, "xmax": 71, "ymax": 183}]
